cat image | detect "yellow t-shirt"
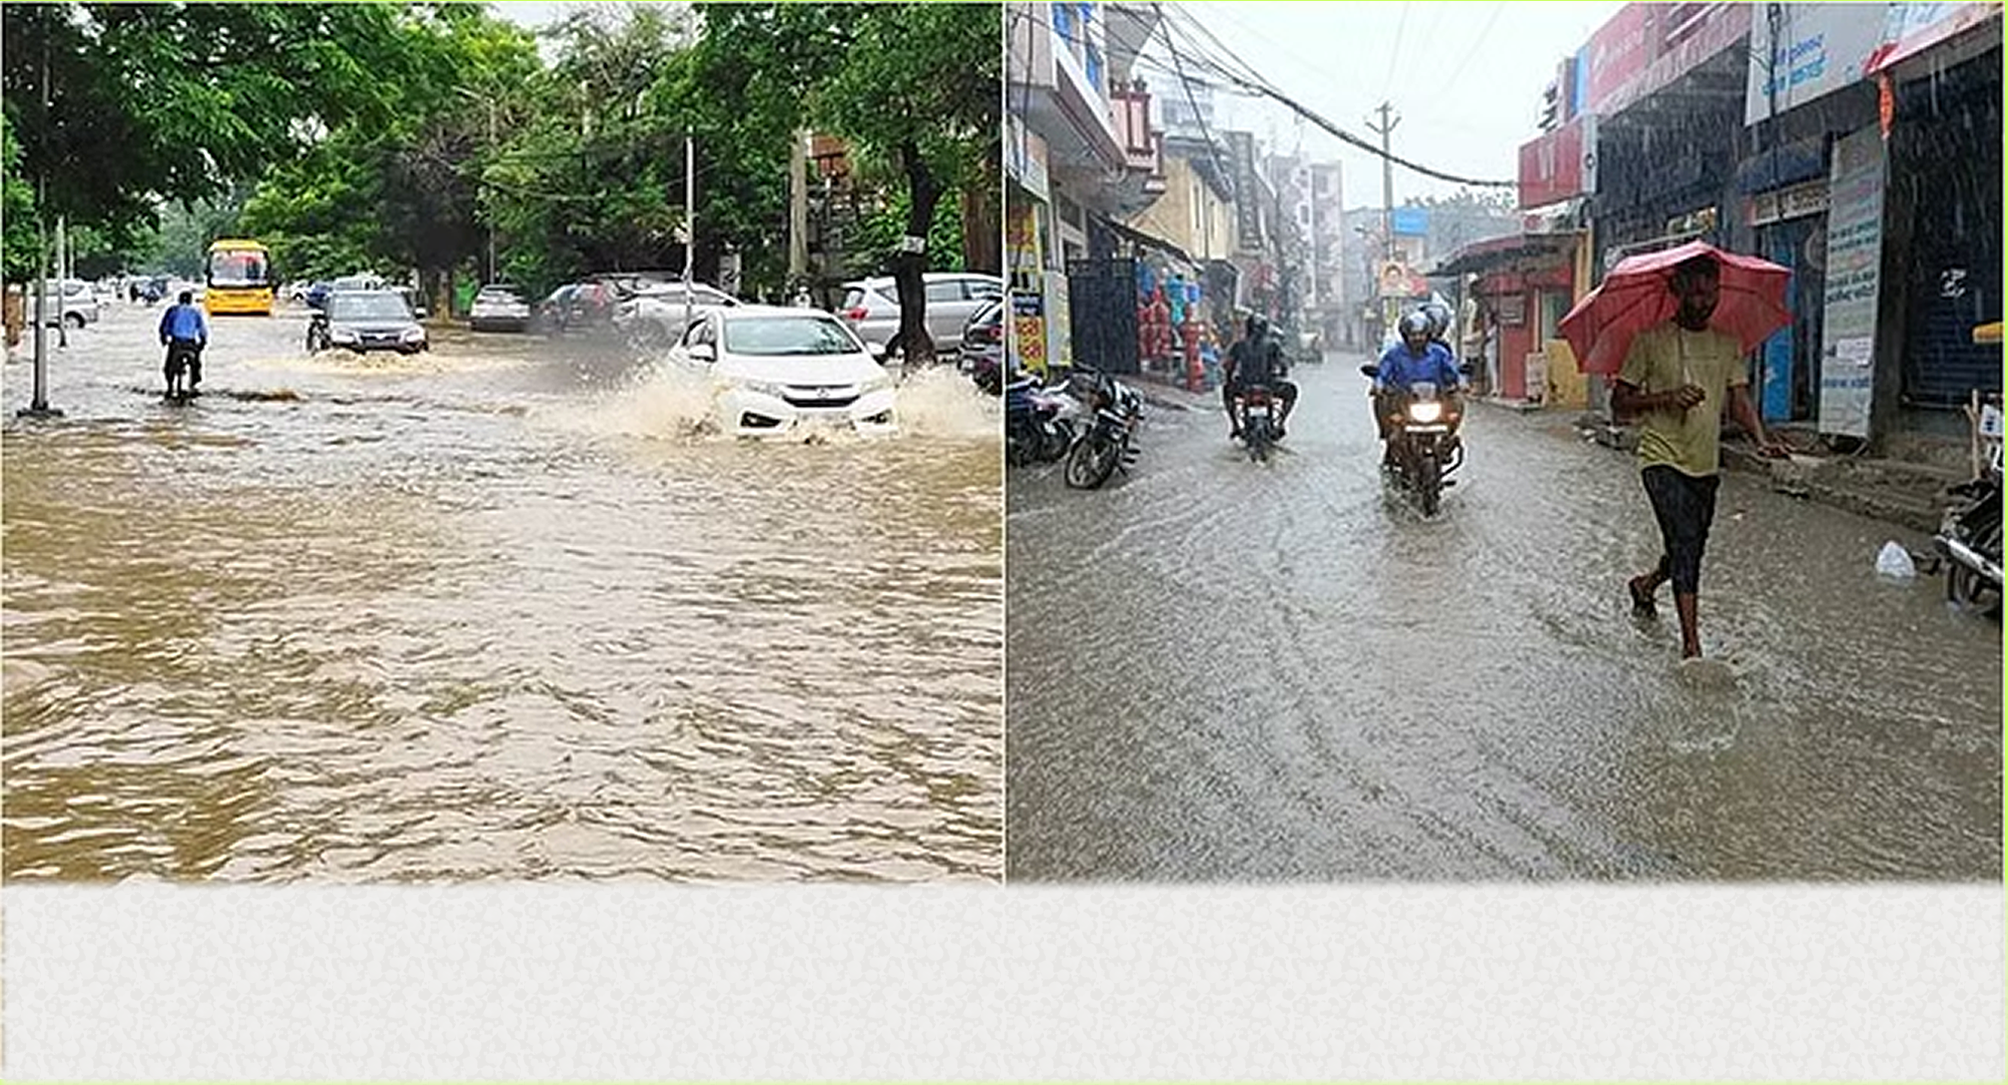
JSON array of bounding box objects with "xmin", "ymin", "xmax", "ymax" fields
[{"xmin": 1617, "ymin": 323, "xmax": 1748, "ymax": 477}]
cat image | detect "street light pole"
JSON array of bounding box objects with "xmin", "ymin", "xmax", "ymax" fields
[{"xmin": 683, "ymin": 131, "xmax": 695, "ymax": 334}]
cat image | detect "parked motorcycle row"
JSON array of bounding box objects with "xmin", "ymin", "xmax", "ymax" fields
[{"xmin": 1004, "ymin": 365, "xmax": 1143, "ymax": 490}]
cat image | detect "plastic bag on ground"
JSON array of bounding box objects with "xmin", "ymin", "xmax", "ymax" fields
[{"xmin": 1875, "ymin": 540, "xmax": 1917, "ymax": 579}]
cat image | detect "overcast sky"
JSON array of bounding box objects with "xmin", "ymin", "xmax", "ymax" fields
[{"xmin": 1147, "ymin": 0, "xmax": 1624, "ymax": 206}]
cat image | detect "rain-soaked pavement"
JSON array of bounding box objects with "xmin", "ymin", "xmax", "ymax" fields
[
  {"xmin": 1006, "ymin": 358, "xmax": 2002, "ymax": 882},
  {"xmin": 3, "ymin": 297, "xmax": 1003, "ymax": 883}
]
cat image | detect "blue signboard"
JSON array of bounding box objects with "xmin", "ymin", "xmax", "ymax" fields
[{"xmin": 1391, "ymin": 207, "xmax": 1429, "ymax": 236}]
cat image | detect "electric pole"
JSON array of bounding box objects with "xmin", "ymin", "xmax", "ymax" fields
[{"xmin": 1366, "ymin": 101, "xmax": 1399, "ymax": 263}]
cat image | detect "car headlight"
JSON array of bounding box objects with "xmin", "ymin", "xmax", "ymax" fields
[
  {"xmin": 859, "ymin": 374, "xmax": 894, "ymax": 394},
  {"xmin": 330, "ymin": 329, "xmax": 359, "ymax": 343},
  {"xmin": 739, "ymin": 380, "xmax": 788, "ymax": 399},
  {"xmin": 1408, "ymin": 400, "xmax": 1444, "ymax": 424},
  {"xmin": 402, "ymin": 328, "xmax": 426, "ymax": 342}
]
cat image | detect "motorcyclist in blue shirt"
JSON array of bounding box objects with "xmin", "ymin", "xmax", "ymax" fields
[
  {"xmin": 1372, "ymin": 310, "xmax": 1464, "ymax": 464},
  {"xmin": 158, "ymin": 290, "xmax": 208, "ymax": 394}
]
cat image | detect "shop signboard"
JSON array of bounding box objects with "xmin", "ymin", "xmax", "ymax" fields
[
  {"xmin": 1750, "ymin": 179, "xmax": 1831, "ymax": 226},
  {"xmin": 1391, "ymin": 207, "xmax": 1429, "ymax": 237},
  {"xmin": 1818, "ymin": 126, "xmax": 1886, "ymax": 438},
  {"xmin": 1600, "ymin": 2, "xmax": 1753, "ymax": 117},
  {"xmin": 1745, "ymin": 2, "xmax": 1890, "ymax": 126},
  {"xmin": 1227, "ymin": 131, "xmax": 1264, "ymax": 253},
  {"xmin": 1580, "ymin": 3, "xmax": 1663, "ymax": 116},
  {"xmin": 1518, "ymin": 113, "xmax": 1599, "ymax": 210},
  {"xmin": 1868, "ymin": 1, "xmax": 2003, "ymax": 74}
]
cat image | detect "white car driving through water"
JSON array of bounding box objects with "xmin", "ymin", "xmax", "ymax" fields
[{"xmin": 668, "ymin": 306, "xmax": 898, "ymax": 439}]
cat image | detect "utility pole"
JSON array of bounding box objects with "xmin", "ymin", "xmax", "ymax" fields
[
  {"xmin": 19, "ymin": 32, "xmax": 61, "ymax": 419},
  {"xmin": 788, "ymin": 128, "xmax": 809, "ymax": 292},
  {"xmin": 486, "ymin": 100, "xmax": 498, "ymax": 283},
  {"xmin": 54, "ymin": 213, "xmax": 68, "ymax": 349},
  {"xmin": 682, "ymin": 131, "xmax": 694, "ymax": 334},
  {"xmin": 1366, "ymin": 101, "xmax": 1399, "ymax": 263}
]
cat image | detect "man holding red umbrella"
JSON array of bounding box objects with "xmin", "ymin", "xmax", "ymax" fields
[{"xmin": 1609, "ymin": 252, "xmax": 1788, "ymax": 660}]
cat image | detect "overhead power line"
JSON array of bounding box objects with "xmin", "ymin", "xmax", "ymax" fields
[{"xmin": 1153, "ymin": 8, "xmax": 1517, "ymax": 189}]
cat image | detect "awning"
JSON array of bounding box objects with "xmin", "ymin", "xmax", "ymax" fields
[
  {"xmin": 1101, "ymin": 216, "xmax": 1196, "ymax": 268},
  {"xmin": 1431, "ymin": 232, "xmax": 1578, "ymax": 277}
]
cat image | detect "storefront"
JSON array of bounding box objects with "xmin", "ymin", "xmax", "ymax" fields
[
  {"xmin": 1437, "ymin": 233, "xmax": 1581, "ymax": 404},
  {"xmin": 1878, "ymin": 17, "xmax": 2003, "ymax": 438},
  {"xmin": 1005, "ymin": 118, "xmax": 1071, "ymax": 377}
]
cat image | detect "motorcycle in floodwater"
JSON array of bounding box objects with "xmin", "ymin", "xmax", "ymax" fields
[
  {"xmin": 1935, "ymin": 399, "xmax": 2002, "ymax": 617},
  {"xmin": 1063, "ymin": 365, "xmax": 1142, "ymax": 490},
  {"xmin": 1364, "ymin": 364, "xmax": 1464, "ymax": 516},
  {"xmin": 1238, "ymin": 383, "xmax": 1280, "ymax": 463},
  {"xmin": 163, "ymin": 342, "xmax": 201, "ymax": 403}
]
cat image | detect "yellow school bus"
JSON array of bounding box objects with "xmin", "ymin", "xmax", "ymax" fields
[{"xmin": 205, "ymin": 239, "xmax": 274, "ymax": 315}]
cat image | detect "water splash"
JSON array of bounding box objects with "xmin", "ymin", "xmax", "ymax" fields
[{"xmin": 894, "ymin": 365, "xmax": 1000, "ymax": 442}]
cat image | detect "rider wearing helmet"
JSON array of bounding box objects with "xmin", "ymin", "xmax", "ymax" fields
[
  {"xmin": 1223, "ymin": 313, "xmax": 1298, "ymax": 441},
  {"xmin": 1372, "ymin": 309, "xmax": 1464, "ymax": 463},
  {"xmin": 1421, "ymin": 299, "xmax": 1455, "ymax": 349}
]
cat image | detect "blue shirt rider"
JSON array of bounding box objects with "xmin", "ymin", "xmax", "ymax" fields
[
  {"xmin": 1372, "ymin": 310, "xmax": 1464, "ymax": 464},
  {"xmin": 158, "ymin": 291, "xmax": 208, "ymax": 393},
  {"xmin": 1375, "ymin": 315, "xmax": 1462, "ymax": 390}
]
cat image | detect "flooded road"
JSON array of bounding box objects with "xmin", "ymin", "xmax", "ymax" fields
[
  {"xmin": 1006, "ymin": 360, "xmax": 2002, "ymax": 882},
  {"xmin": 3, "ymin": 299, "xmax": 1003, "ymax": 883}
]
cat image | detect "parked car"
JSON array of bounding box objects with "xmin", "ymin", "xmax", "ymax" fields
[
  {"xmin": 613, "ymin": 281, "xmax": 742, "ymax": 345},
  {"xmin": 468, "ymin": 283, "xmax": 531, "ymax": 332},
  {"xmin": 667, "ymin": 305, "xmax": 897, "ymax": 439},
  {"xmin": 310, "ymin": 289, "xmax": 428, "ymax": 354},
  {"xmin": 956, "ymin": 298, "xmax": 1005, "ymax": 392},
  {"xmin": 32, "ymin": 279, "xmax": 101, "ymax": 328},
  {"xmin": 535, "ymin": 281, "xmax": 613, "ymax": 332},
  {"xmin": 837, "ymin": 272, "xmax": 1003, "ymax": 358}
]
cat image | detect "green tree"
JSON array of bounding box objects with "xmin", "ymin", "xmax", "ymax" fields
[
  {"xmin": 804, "ymin": 2, "xmax": 998, "ymax": 365},
  {"xmin": 0, "ymin": 2, "xmax": 407, "ymax": 240},
  {"xmin": 688, "ymin": 2, "xmax": 998, "ymax": 362}
]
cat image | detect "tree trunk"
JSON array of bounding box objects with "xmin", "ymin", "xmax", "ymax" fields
[
  {"xmin": 894, "ymin": 137, "xmax": 939, "ymax": 368},
  {"xmin": 960, "ymin": 183, "xmax": 999, "ymax": 275}
]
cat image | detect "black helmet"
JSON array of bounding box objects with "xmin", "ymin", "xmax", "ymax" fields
[
  {"xmin": 1245, "ymin": 313, "xmax": 1267, "ymax": 338},
  {"xmin": 1422, "ymin": 301, "xmax": 1452, "ymax": 339},
  {"xmin": 1399, "ymin": 311, "xmax": 1431, "ymax": 340}
]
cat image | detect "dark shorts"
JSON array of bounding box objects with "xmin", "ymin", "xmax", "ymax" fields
[{"xmin": 1641, "ymin": 465, "xmax": 1720, "ymax": 594}]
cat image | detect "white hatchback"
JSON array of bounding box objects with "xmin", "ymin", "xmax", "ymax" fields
[{"xmin": 669, "ymin": 306, "xmax": 897, "ymax": 438}]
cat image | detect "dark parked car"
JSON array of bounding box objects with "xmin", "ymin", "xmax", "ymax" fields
[
  {"xmin": 307, "ymin": 289, "xmax": 428, "ymax": 354},
  {"xmin": 956, "ymin": 298, "xmax": 1004, "ymax": 393}
]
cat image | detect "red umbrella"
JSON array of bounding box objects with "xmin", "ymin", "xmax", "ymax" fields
[{"xmin": 1560, "ymin": 240, "xmax": 1792, "ymax": 377}]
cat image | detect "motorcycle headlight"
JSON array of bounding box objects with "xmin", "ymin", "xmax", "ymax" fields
[{"xmin": 1408, "ymin": 400, "xmax": 1444, "ymax": 424}]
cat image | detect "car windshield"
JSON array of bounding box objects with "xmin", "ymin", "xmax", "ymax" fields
[
  {"xmin": 329, "ymin": 293, "xmax": 412, "ymax": 321},
  {"xmin": 723, "ymin": 315, "xmax": 860, "ymax": 356}
]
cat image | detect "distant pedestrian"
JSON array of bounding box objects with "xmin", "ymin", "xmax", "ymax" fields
[
  {"xmin": 158, "ymin": 290, "xmax": 207, "ymax": 395},
  {"xmin": 1612, "ymin": 253, "xmax": 1786, "ymax": 659}
]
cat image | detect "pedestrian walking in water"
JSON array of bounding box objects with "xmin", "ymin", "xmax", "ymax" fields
[{"xmin": 1610, "ymin": 253, "xmax": 1787, "ymax": 659}]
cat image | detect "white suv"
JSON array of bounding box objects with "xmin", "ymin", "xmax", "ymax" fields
[
  {"xmin": 33, "ymin": 279, "xmax": 100, "ymax": 328},
  {"xmin": 837, "ymin": 272, "xmax": 1002, "ymax": 358}
]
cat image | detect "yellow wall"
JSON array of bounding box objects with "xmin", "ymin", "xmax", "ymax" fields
[
  {"xmin": 1125, "ymin": 154, "xmax": 1235, "ymax": 260},
  {"xmin": 1544, "ymin": 337, "xmax": 1586, "ymax": 409}
]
